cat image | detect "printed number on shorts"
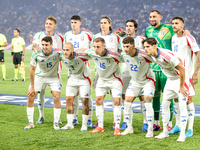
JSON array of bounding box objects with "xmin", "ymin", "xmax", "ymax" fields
[
  {"xmin": 127, "ymin": 82, "xmax": 132, "ymax": 89},
  {"xmin": 47, "ymin": 62, "xmax": 52, "ymax": 68},
  {"xmin": 100, "ymin": 63, "xmax": 106, "ymax": 69},
  {"xmin": 74, "ymin": 41, "xmax": 79, "ymax": 48},
  {"xmin": 130, "ymin": 64, "xmax": 138, "ymax": 71}
]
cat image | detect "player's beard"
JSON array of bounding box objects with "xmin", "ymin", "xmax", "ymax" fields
[{"xmin": 151, "ymin": 22, "xmax": 157, "ymax": 27}]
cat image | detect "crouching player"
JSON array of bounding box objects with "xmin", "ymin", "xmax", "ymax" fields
[
  {"xmin": 143, "ymin": 38, "xmax": 189, "ymax": 142},
  {"xmin": 120, "ymin": 37, "xmax": 155, "ymax": 137},
  {"xmin": 24, "ymin": 36, "xmax": 62, "ymax": 130},
  {"xmin": 60, "ymin": 42, "xmax": 91, "ymax": 131}
]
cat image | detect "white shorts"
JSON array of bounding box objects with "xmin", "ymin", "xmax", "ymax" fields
[
  {"xmin": 96, "ymin": 77, "xmax": 122, "ymax": 98},
  {"xmin": 163, "ymin": 78, "xmax": 189, "ymax": 102},
  {"xmin": 121, "ymin": 63, "xmax": 131, "ymax": 94},
  {"xmin": 66, "ymin": 76, "xmax": 91, "ymax": 98},
  {"xmin": 125, "ymin": 80, "xmax": 155, "ymax": 97},
  {"xmin": 34, "ymin": 76, "xmax": 62, "ymax": 92},
  {"xmin": 189, "ymin": 78, "xmax": 195, "ymax": 96}
]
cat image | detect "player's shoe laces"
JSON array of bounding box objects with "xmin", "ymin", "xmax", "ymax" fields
[
  {"xmin": 24, "ymin": 122, "xmax": 34, "ymax": 129},
  {"xmin": 58, "ymin": 119, "xmax": 62, "ymax": 125},
  {"xmin": 155, "ymin": 132, "xmax": 169, "ymax": 139},
  {"xmin": 12, "ymin": 78, "xmax": 18, "ymax": 81},
  {"xmin": 36, "ymin": 117, "xmax": 45, "ymax": 124},
  {"xmin": 53, "ymin": 122, "xmax": 60, "ymax": 130},
  {"xmin": 113, "ymin": 122, "xmax": 116, "ymax": 130},
  {"xmin": 2, "ymin": 78, "xmax": 6, "ymax": 81},
  {"xmin": 142, "ymin": 123, "xmax": 148, "ymax": 131},
  {"xmin": 81, "ymin": 125, "xmax": 87, "ymax": 131},
  {"xmin": 153, "ymin": 124, "xmax": 161, "ymax": 131},
  {"xmin": 168, "ymin": 125, "xmax": 181, "ymax": 134},
  {"xmin": 146, "ymin": 131, "xmax": 153, "ymax": 138},
  {"xmin": 121, "ymin": 127, "xmax": 133, "ymax": 135},
  {"xmin": 120, "ymin": 122, "xmax": 127, "ymax": 130},
  {"xmin": 87, "ymin": 119, "xmax": 92, "ymax": 127},
  {"xmin": 177, "ymin": 135, "xmax": 186, "ymax": 142},
  {"xmin": 73, "ymin": 119, "xmax": 79, "ymax": 125},
  {"xmin": 90, "ymin": 126, "xmax": 104, "ymax": 133},
  {"xmin": 61, "ymin": 124, "xmax": 74, "ymax": 130},
  {"xmin": 168, "ymin": 126, "xmax": 172, "ymax": 131},
  {"xmin": 185, "ymin": 129, "xmax": 193, "ymax": 138},
  {"xmin": 114, "ymin": 127, "xmax": 121, "ymax": 135},
  {"xmin": 91, "ymin": 121, "xmax": 98, "ymax": 128}
]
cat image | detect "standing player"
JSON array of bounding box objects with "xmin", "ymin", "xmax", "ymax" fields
[
  {"xmin": 60, "ymin": 42, "xmax": 91, "ymax": 131},
  {"xmin": 119, "ymin": 19, "xmax": 148, "ymax": 130},
  {"xmin": 0, "ymin": 32, "xmax": 7, "ymax": 80},
  {"xmin": 145, "ymin": 10, "xmax": 175, "ymax": 131},
  {"xmin": 64, "ymin": 15, "xmax": 93, "ymax": 127},
  {"xmin": 11, "ymin": 29, "xmax": 25, "ymax": 81},
  {"xmin": 32, "ymin": 16, "xmax": 63, "ymax": 125},
  {"xmin": 24, "ymin": 36, "xmax": 62, "ymax": 130},
  {"xmin": 143, "ymin": 38, "xmax": 189, "ymax": 142},
  {"xmin": 170, "ymin": 16, "xmax": 200, "ymax": 137},
  {"xmin": 120, "ymin": 37, "xmax": 155, "ymax": 138}
]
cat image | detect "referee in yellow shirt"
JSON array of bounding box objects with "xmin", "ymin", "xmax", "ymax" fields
[
  {"xmin": 0, "ymin": 32, "xmax": 7, "ymax": 80},
  {"xmin": 11, "ymin": 29, "xmax": 25, "ymax": 81}
]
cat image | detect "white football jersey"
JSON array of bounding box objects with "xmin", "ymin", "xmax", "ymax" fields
[
  {"xmin": 119, "ymin": 34, "xmax": 145, "ymax": 51},
  {"xmin": 85, "ymin": 48, "xmax": 122, "ymax": 81},
  {"xmin": 64, "ymin": 29, "xmax": 93, "ymax": 50},
  {"xmin": 61, "ymin": 52, "xmax": 91, "ymax": 80},
  {"xmin": 121, "ymin": 49, "xmax": 155, "ymax": 85},
  {"xmin": 30, "ymin": 48, "xmax": 63, "ymax": 77},
  {"xmin": 91, "ymin": 32, "xmax": 120, "ymax": 51}
]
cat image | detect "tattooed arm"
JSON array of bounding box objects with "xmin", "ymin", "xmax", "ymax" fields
[{"xmin": 192, "ymin": 51, "xmax": 200, "ymax": 85}]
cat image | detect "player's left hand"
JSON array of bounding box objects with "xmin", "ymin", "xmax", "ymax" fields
[
  {"xmin": 179, "ymin": 86, "xmax": 188, "ymax": 97},
  {"xmin": 192, "ymin": 72, "xmax": 199, "ymax": 85},
  {"xmin": 183, "ymin": 30, "xmax": 191, "ymax": 36},
  {"xmin": 28, "ymin": 87, "xmax": 35, "ymax": 97},
  {"xmin": 21, "ymin": 56, "xmax": 24, "ymax": 61}
]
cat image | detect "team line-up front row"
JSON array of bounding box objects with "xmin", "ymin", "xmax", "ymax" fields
[{"xmin": 25, "ymin": 29, "xmax": 197, "ymax": 142}]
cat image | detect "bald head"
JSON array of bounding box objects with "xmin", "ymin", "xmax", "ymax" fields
[{"xmin": 63, "ymin": 42, "xmax": 74, "ymax": 59}]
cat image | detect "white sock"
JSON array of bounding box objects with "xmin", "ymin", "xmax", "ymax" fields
[
  {"xmin": 179, "ymin": 101, "xmax": 188, "ymax": 136},
  {"xmin": 96, "ymin": 105, "xmax": 104, "ymax": 128},
  {"xmin": 114, "ymin": 106, "xmax": 121, "ymax": 128},
  {"xmin": 54, "ymin": 108, "xmax": 61, "ymax": 123},
  {"xmin": 73, "ymin": 96, "xmax": 79, "ymax": 120},
  {"xmin": 175, "ymin": 102, "xmax": 180, "ymax": 127},
  {"xmin": 187, "ymin": 102, "xmax": 195, "ymax": 131},
  {"xmin": 111, "ymin": 95, "xmax": 115, "ymax": 123},
  {"xmin": 162, "ymin": 100, "xmax": 171, "ymax": 133},
  {"xmin": 169, "ymin": 121, "xmax": 172, "ymax": 127},
  {"xmin": 82, "ymin": 114, "xmax": 89, "ymax": 129},
  {"xmin": 124, "ymin": 102, "xmax": 132, "ymax": 128},
  {"xmin": 121, "ymin": 99, "xmax": 125, "ymax": 122},
  {"xmin": 27, "ymin": 107, "xmax": 34, "ymax": 123},
  {"xmin": 67, "ymin": 114, "xmax": 73, "ymax": 126},
  {"xmin": 88, "ymin": 95, "xmax": 93, "ymax": 121},
  {"xmin": 37, "ymin": 90, "xmax": 45, "ymax": 118},
  {"xmin": 145, "ymin": 103, "xmax": 154, "ymax": 132},
  {"xmin": 141, "ymin": 101, "xmax": 147, "ymax": 124}
]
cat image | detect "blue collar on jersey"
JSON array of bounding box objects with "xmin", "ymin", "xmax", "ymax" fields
[
  {"xmin": 134, "ymin": 34, "xmax": 138, "ymax": 39},
  {"xmin": 72, "ymin": 52, "xmax": 76, "ymax": 59},
  {"xmin": 42, "ymin": 47, "xmax": 53, "ymax": 56},
  {"xmin": 157, "ymin": 48, "xmax": 161, "ymax": 58},
  {"xmin": 101, "ymin": 32, "xmax": 112, "ymax": 36},
  {"xmin": 71, "ymin": 30, "xmax": 83, "ymax": 35},
  {"xmin": 135, "ymin": 48, "xmax": 139, "ymax": 56},
  {"xmin": 44, "ymin": 31, "xmax": 55, "ymax": 36},
  {"xmin": 104, "ymin": 49, "xmax": 109, "ymax": 56}
]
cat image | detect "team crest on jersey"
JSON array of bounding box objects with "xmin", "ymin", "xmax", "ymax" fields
[
  {"xmin": 53, "ymin": 56, "xmax": 57, "ymax": 61},
  {"xmin": 109, "ymin": 37, "xmax": 113, "ymax": 42},
  {"xmin": 75, "ymin": 61, "xmax": 79, "ymax": 65},
  {"xmin": 137, "ymin": 60, "xmax": 141, "ymax": 64},
  {"xmin": 180, "ymin": 40, "xmax": 184, "ymax": 45},
  {"xmin": 106, "ymin": 59, "xmax": 110, "ymax": 63},
  {"xmin": 161, "ymin": 30, "xmax": 165, "ymax": 36},
  {"xmin": 80, "ymin": 36, "xmax": 84, "ymax": 41}
]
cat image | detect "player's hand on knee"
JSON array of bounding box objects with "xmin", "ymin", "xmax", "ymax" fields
[
  {"xmin": 28, "ymin": 88, "xmax": 35, "ymax": 97},
  {"xmin": 179, "ymin": 86, "xmax": 188, "ymax": 98}
]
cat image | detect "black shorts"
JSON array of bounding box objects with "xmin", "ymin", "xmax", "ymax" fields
[
  {"xmin": 13, "ymin": 52, "xmax": 22, "ymax": 65},
  {"xmin": 0, "ymin": 50, "xmax": 4, "ymax": 62}
]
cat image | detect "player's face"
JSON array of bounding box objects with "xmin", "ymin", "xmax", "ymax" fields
[
  {"xmin": 42, "ymin": 41, "xmax": 53, "ymax": 56},
  {"xmin": 14, "ymin": 30, "xmax": 19, "ymax": 37},
  {"xmin": 71, "ymin": 19, "xmax": 81, "ymax": 31},
  {"xmin": 100, "ymin": 19, "xmax": 111, "ymax": 32},
  {"xmin": 63, "ymin": 44, "xmax": 74, "ymax": 59},
  {"xmin": 94, "ymin": 42, "xmax": 106, "ymax": 56},
  {"xmin": 172, "ymin": 19, "xmax": 184, "ymax": 33},
  {"xmin": 123, "ymin": 43, "xmax": 135, "ymax": 55},
  {"xmin": 126, "ymin": 22, "xmax": 136, "ymax": 35},
  {"xmin": 149, "ymin": 12, "xmax": 161, "ymax": 27},
  {"xmin": 45, "ymin": 19, "xmax": 56, "ymax": 33},
  {"xmin": 143, "ymin": 42, "xmax": 156, "ymax": 55}
]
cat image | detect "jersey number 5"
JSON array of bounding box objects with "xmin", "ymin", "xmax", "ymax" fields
[
  {"xmin": 130, "ymin": 64, "xmax": 138, "ymax": 71},
  {"xmin": 47, "ymin": 62, "xmax": 52, "ymax": 68}
]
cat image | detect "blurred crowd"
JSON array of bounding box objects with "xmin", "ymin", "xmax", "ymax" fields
[{"xmin": 1, "ymin": 0, "xmax": 200, "ymax": 44}]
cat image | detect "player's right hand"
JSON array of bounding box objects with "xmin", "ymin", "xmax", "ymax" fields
[
  {"xmin": 28, "ymin": 87, "xmax": 35, "ymax": 97},
  {"xmin": 178, "ymin": 86, "xmax": 188, "ymax": 98}
]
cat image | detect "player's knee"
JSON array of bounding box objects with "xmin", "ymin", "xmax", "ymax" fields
[
  {"xmin": 81, "ymin": 98, "xmax": 89, "ymax": 107},
  {"xmin": 95, "ymin": 97, "xmax": 103, "ymax": 105},
  {"xmin": 187, "ymin": 96, "xmax": 193, "ymax": 104},
  {"xmin": 113, "ymin": 98, "xmax": 120, "ymax": 106}
]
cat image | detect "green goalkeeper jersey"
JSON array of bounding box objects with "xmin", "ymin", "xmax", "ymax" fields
[{"xmin": 145, "ymin": 23, "xmax": 175, "ymax": 71}]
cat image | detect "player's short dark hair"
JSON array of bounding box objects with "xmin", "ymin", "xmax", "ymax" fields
[
  {"xmin": 126, "ymin": 19, "xmax": 138, "ymax": 32},
  {"xmin": 172, "ymin": 16, "xmax": 184, "ymax": 23},
  {"xmin": 100, "ymin": 16, "xmax": 112, "ymax": 32},
  {"xmin": 94, "ymin": 37, "xmax": 105, "ymax": 44},
  {"xmin": 42, "ymin": 36, "xmax": 53, "ymax": 44},
  {"xmin": 142, "ymin": 38, "xmax": 157, "ymax": 46},
  {"xmin": 150, "ymin": 9, "xmax": 161, "ymax": 15},
  {"xmin": 122, "ymin": 37, "xmax": 135, "ymax": 45},
  {"xmin": 71, "ymin": 15, "xmax": 82, "ymax": 22},
  {"xmin": 46, "ymin": 16, "xmax": 57, "ymax": 24},
  {"xmin": 15, "ymin": 29, "xmax": 20, "ymax": 34}
]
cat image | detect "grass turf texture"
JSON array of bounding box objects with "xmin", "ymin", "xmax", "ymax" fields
[{"xmin": 1, "ymin": 50, "xmax": 200, "ymax": 149}]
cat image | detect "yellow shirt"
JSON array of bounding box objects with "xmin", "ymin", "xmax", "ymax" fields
[
  {"xmin": 11, "ymin": 36, "xmax": 25, "ymax": 52},
  {"xmin": 0, "ymin": 33, "xmax": 7, "ymax": 50}
]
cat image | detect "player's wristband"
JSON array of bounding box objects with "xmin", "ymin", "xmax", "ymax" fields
[{"xmin": 11, "ymin": 52, "xmax": 14, "ymax": 56}]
